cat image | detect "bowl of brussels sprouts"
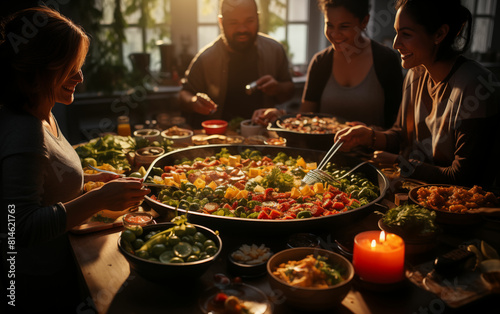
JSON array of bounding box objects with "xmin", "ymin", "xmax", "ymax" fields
[{"xmin": 118, "ymin": 215, "xmax": 222, "ymax": 282}]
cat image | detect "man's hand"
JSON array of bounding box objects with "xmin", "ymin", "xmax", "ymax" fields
[
  {"xmin": 191, "ymin": 93, "xmax": 218, "ymax": 115},
  {"xmin": 251, "ymin": 108, "xmax": 284, "ymax": 125},
  {"xmin": 256, "ymin": 75, "xmax": 280, "ymax": 96}
]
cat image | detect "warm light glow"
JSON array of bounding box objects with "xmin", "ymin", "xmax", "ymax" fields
[
  {"xmin": 353, "ymin": 231, "xmax": 405, "ymax": 284},
  {"xmin": 379, "ymin": 231, "xmax": 386, "ymax": 243}
]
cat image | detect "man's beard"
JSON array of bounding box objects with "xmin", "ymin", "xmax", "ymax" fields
[{"xmin": 222, "ymin": 30, "xmax": 258, "ymax": 52}]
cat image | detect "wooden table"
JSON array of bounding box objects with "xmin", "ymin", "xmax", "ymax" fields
[{"xmin": 69, "ymin": 205, "xmax": 500, "ymax": 314}]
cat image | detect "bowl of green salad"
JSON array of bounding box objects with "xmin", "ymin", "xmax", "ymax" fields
[{"xmin": 378, "ymin": 204, "xmax": 439, "ymax": 254}]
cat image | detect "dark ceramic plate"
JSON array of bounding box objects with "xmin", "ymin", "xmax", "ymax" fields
[
  {"xmin": 408, "ymin": 184, "xmax": 483, "ymax": 225},
  {"xmin": 267, "ymin": 113, "xmax": 347, "ymax": 150}
]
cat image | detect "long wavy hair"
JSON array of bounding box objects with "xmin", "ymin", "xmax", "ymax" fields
[{"xmin": 0, "ymin": 6, "xmax": 90, "ymax": 111}]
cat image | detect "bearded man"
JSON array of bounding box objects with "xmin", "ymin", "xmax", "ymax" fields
[{"xmin": 179, "ymin": 0, "xmax": 294, "ymax": 126}]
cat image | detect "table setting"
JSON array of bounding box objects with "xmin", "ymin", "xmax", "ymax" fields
[{"xmin": 69, "ymin": 114, "xmax": 500, "ymax": 314}]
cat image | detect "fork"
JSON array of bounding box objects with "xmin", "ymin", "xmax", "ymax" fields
[{"xmin": 87, "ymin": 164, "xmax": 126, "ymax": 177}]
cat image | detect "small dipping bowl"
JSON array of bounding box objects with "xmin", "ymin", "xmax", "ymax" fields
[
  {"xmin": 201, "ymin": 120, "xmax": 228, "ymax": 135},
  {"xmin": 287, "ymin": 233, "xmax": 321, "ymax": 249},
  {"xmin": 123, "ymin": 212, "xmax": 154, "ymax": 229},
  {"xmin": 264, "ymin": 137, "xmax": 287, "ymax": 146},
  {"xmin": 227, "ymin": 244, "xmax": 273, "ymax": 278},
  {"xmin": 227, "ymin": 254, "xmax": 269, "ymax": 278},
  {"xmin": 161, "ymin": 128, "xmax": 193, "ymax": 147},
  {"xmin": 380, "ymin": 164, "xmax": 401, "ymax": 181},
  {"xmin": 134, "ymin": 146, "xmax": 165, "ymax": 168},
  {"xmin": 133, "ymin": 128, "xmax": 161, "ymax": 143},
  {"xmin": 240, "ymin": 119, "xmax": 266, "ymax": 138}
]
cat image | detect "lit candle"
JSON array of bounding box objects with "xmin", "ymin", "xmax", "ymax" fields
[{"xmin": 352, "ymin": 231, "xmax": 405, "ymax": 284}]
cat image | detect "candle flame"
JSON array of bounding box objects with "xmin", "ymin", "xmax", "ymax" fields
[
  {"xmin": 370, "ymin": 239, "xmax": 376, "ymax": 248},
  {"xmin": 379, "ymin": 231, "xmax": 386, "ymax": 243}
]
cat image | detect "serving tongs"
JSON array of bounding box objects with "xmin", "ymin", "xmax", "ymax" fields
[
  {"xmin": 302, "ymin": 140, "xmax": 372, "ymax": 187},
  {"xmin": 302, "ymin": 139, "xmax": 343, "ymax": 186}
]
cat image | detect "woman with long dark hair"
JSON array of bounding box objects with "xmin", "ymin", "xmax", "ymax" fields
[{"xmin": 336, "ymin": 0, "xmax": 499, "ymax": 187}]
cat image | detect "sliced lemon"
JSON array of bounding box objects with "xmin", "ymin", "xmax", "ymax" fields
[{"xmin": 481, "ymin": 241, "xmax": 499, "ymax": 260}]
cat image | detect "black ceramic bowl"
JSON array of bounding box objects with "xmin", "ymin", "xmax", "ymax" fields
[
  {"xmin": 267, "ymin": 113, "xmax": 347, "ymax": 150},
  {"xmin": 118, "ymin": 222, "xmax": 222, "ymax": 282},
  {"xmin": 378, "ymin": 219, "xmax": 438, "ymax": 254},
  {"xmin": 408, "ymin": 184, "xmax": 485, "ymax": 225}
]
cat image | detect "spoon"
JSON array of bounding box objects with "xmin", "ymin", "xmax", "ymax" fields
[{"xmin": 87, "ymin": 164, "xmax": 178, "ymax": 190}]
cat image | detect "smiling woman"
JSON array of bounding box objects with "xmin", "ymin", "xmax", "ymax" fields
[
  {"xmin": 335, "ymin": 0, "xmax": 500, "ymax": 190},
  {"xmin": 300, "ymin": 0, "xmax": 403, "ymax": 129},
  {"xmin": 0, "ymin": 6, "xmax": 150, "ymax": 313}
]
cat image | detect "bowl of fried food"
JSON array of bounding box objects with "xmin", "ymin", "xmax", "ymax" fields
[
  {"xmin": 409, "ymin": 184, "xmax": 500, "ymax": 225},
  {"xmin": 267, "ymin": 247, "xmax": 354, "ymax": 311}
]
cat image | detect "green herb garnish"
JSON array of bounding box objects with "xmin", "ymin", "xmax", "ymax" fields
[{"xmin": 379, "ymin": 204, "xmax": 437, "ymax": 235}]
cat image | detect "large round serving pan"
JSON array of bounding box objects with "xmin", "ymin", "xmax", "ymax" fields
[
  {"xmin": 267, "ymin": 113, "xmax": 347, "ymax": 151},
  {"xmin": 144, "ymin": 145, "xmax": 388, "ymax": 234}
]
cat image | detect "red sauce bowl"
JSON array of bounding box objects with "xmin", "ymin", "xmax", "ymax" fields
[
  {"xmin": 201, "ymin": 120, "xmax": 228, "ymax": 135},
  {"xmin": 123, "ymin": 212, "xmax": 154, "ymax": 228}
]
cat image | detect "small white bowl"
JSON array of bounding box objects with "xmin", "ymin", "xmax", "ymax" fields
[
  {"xmin": 240, "ymin": 119, "xmax": 266, "ymax": 138},
  {"xmin": 161, "ymin": 128, "xmax": 193, "ymax": 147},
  {"xmin": 133, "ymin": 129, "xmax": 161, "ymax": 143}
]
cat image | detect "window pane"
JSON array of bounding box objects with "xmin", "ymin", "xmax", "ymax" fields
[
  {"xmin": 462, "ymin": 0, "xmax": 476, "ymax": 13},
  {"xmin": 269, "ymin": 0, "xmax": 287, "ymax": 21},
  {"xmin": 124, "ymin": 0, "xmax": 141, "ymax": 24},
  {"xmin": 147, "ymin": 29, "xmax": 161, "ymax": 72},
  {"xmin": 124, "ymin": 27, "xmax": 144, "ymax": 70},
  {"xmin": 100, "ymin": 0, "xmax": 114, "ymax": 25},
  {"xmin": 151, "ymin": 0, "xmax": 171, "ymax": 22},
  {"xmin": 198, "ymin": 25, "xmax": 219, "ymax": 50},
  {"xmin": 198, "ymin": 0, "xmax": 218, "ymax": 23},
  {"xmin": 476, "ymin": 0, "xmax": 497, "ymax": 14},
  {"xmin": 287, "ymin": 24, "xmax": 308, "ymax": 64},
  {"xmin": 471, "ymin": 17, "xmax": 493, "ymax": 52},
  {"xmin": 269, "ymin": 26, "xmax": 286, "ymax": 43},
  {"xmin": 288, "ymin": 0, "xmax": 309, "ymax": 21}
]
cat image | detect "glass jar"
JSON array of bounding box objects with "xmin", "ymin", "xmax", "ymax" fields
[{"xmin": 117, "ymin": 115, "xmax": 131, "ymax": 136}]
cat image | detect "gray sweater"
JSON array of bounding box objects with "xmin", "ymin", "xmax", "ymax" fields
[
  {"xmin": 0, "ymin": 106, "xmax": 83, "ymax": 276},
  {"xmin": 384, "ymin": 57, "xmax": 500, "ymax": 187}
]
